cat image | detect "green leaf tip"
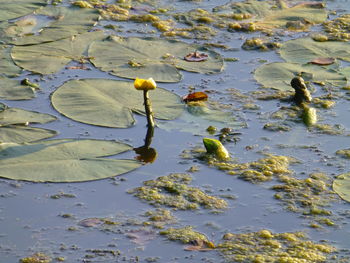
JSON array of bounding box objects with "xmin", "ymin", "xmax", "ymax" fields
[{"xmin": 203, "ymin": 138, "xmax": 230, "ymax": 160}]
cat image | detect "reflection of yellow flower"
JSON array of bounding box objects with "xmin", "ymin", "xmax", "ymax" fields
[{"xmin": 134, "ymin": 77, "xmax": 157, "ymax": 91}]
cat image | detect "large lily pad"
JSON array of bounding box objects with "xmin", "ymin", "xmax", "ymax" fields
[
  {"xmin": 11, "ymin": 31, "xmax": 104, "ymax": 75},
  {"xmin": 333, "ymin": 173, "xmax": 350, "ymax": 203},
  {"xmin": 0, "ymin": 77, "xmax": 35, "ymax": 100},
  {"xmin": 254, "ymin": 62, "xmax": 347, "ymax": 91},
  {"xmin": 0, "ymin": 0, "xmax": 46, "ymax": 22},
  {"xmin": 0, "ymin": 46, "xmax": 22, "ymax": 77},
  {"xmin": 51, "ymin": 79, "xmax": 184, "ymax": 128},
  {"xmin": 256, "ymin": 3, "xmax": 327, "ymax": 31},
  {"xmin": 2, "ymin": 6, "xmax": 99, "ymax": 45},
  {"xmin": 280, "ymin": 37, "xmax": 350, "ymax": 64},
  {"xmin": 214, "ymin": 0, "xmax": 327, "ymax": 31},
  {"xmin": 0, "ymin": 139, "xmax": 141, "ymax": 182},
  {"xmin": 88, "ymin": 36, "xmax": 224, "ymax": 82},
  {"xmin": 0, "ymin": 103, "xmax": 57, "ymax": 143}
]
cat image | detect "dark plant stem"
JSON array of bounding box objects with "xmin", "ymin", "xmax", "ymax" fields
[
  {"xmin": 143, "ymin": 90, "xmax": 155, "ymax": 129},
  {"xmin": 144, "ymin": 125, "xmax": 154, "ymax": 148}
]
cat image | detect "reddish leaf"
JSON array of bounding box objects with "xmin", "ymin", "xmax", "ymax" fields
[
  {"xmin": 184, "ymin": 51, "xmax": 209, "ymax": 62},
  {"xmin": 78, "ymin": 218, "xmax": 104, "ymax": 227},
  {"xmin": 126, "ymin": 229, "xmax": 156, "ymax": 245},
  {"xmin": 309, "ymin": 57, "xmax": 335, "ymax": 65},
  {"xmin": 182, "ymin": 92, "xmax": 208, "ymax": 102}
]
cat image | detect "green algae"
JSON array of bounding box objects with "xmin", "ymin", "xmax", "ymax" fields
[
  {"xmin": 143, "ymin": 208, "xmax": 177, "ymax": 228},
  {"xmin": 128, "ymin": 173, "xmax": 228, "ymax": 210},
  {"xmin": 187, "ymin": 148, "xmax": 298, "ymax": 183},
  {"xmin": 323, "ymin": 14, "xmax": 350, "ymax": 41},
  {"xmin": 20, "ymin": 253, "xmax": 51, "ymax": 263},
  {"xmin": 217, "ymin": 230, "xmax": 336, "ymax": 263},
  {"xmin": 271, "ymin": 173, "xmax": 338, "ymax": 226},
  {"xmin": 335, "ymin": 149, "xmax": 350, "ymax": 159},
  {"xmin": 160, "ymin": 226, "xmax": 215, "ymax": 248}
]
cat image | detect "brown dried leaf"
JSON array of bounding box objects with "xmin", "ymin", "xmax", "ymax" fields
[
  {"xmin": 182, "ymin": 92, "xmax": 208, "ymax": 102},
  {"xmin": 309, "ymin": 57, "xmax": 336, "ymax": 65}
]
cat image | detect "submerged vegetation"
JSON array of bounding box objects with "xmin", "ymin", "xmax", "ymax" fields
[{"xmin": 128, "ymin": 173, "xmax": 228, "ymax": 210}]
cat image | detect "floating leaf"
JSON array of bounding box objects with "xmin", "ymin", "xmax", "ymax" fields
[
  {"xmin": 0, "ymin": 77, "xmax": 35, "ymax": 100},
  {"xmin": 0, "ymin": 0, "xmax": 46, "ymax": 22},
  {"xmin": 51, "ymin": 79, "xmax": 184, "ymax": 128},
  {"xmin": 0, "ymin": 126, "xmax": 56, "ymax": 144},
  {"xmin": 333, "ymin": 173, "xmax": 350, "ymax": 203},
  {"xmin": 0, "ymin": 139, "xmax": 141, "ymax": 182},
  {"xmin": 254, "ymin": 62, "xmax": 347, "ymax": 91},
  {"xmin": 0, "ymin": 103, "xmax": 57, "ymax": 143},
  {"xmin": 0, "ymin": 46, "xmax": 22, "ymax": 77},
  {"xmin": 184, "ymin": 51, "xmax": 209, "ymax": 62},
  {"xmin": 126, "ymin": 229, "xmax": 156, "ymax": 245},
  {"xmin": 6, "ymin": 6, "xmax": 99, "ymax": 45},
  {"xmin": 280, "ymin": 37, "xmax": 350, "ymax": 64},
  {"xmin": 89, "ymin": 36, "xmax": 223, "ymax": 82},
  {"xmin": 309, "ymin": 57, "xmax": 336, "ymax": 66},
  {"xmin": 182, "ymin": 92, "xmax": 208, "ymax": 102},
  {"xmin": 78, "ymin": 218, "xmax": 105, "ymax": 227},
  {"xmin": 11, "ymin": 31, "xmax": 104, "ymax": 75},
  {"xmin": 256, "ymin": 2, "xmax": 327, "ymax": 31},
  {"xmin": 158, "ymin": 102, "xmax": 245, "ymax": 135}
]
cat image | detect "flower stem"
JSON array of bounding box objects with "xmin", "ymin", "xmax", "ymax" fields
[{"xmin": 143, "ymin": 90, "xmax": 155, "ymax": 129}]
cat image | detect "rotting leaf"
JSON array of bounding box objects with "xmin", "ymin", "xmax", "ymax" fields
[
  {"xmin": 184, "ymin": 51, "xmax": 209, "ymax": 62},
  {"xmin": 309, "ymin": 57, "xmax": 336, "ymax": 66},
  {"xmin": 51, "ymin": 78, "xmax": 184, "ymax": 128},
  {"xmin": 182, "ymin": 92, "xmax": 208, "ymax": 102},
  {"xmin": 0, "ymin": 139, "xmax": 141, "ymax": 182},
  {"xmin": 78, "ymin": 218, "xmax": 105, "ymax": 227},
  {"xmin": 125, "ymin": 229, "xmax": 156, "ymax": 245},
  {"xmin": 88, "ymin": 36, "xmax": 223, "ymax": 82}
]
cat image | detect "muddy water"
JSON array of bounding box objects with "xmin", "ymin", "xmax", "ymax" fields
[{"xmin": 1, "ymin": 0, "xmax": 350, "ymax": 262}]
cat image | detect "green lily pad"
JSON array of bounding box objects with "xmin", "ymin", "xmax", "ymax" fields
[
  {"xmin": 0, "ymin": 77, "xmax": 35, "ymax": 100},
  {"xmin": 51, "ymin": 78, "xmax": 184, "ymax": 128},
  {"xmin": 333, "ymin": 173, "xmax": 350, "ymax": 203},
  {"xmin": 0, "ymin": 0, "xmax": 46, "ymax": 22},
  {"xmin": 0, "ymin": 139, "xmax": 141, "ymax": 182},
  {"xmin": 11, "ymin": 31, "xmax": 104, "ymax": 75},
  {"xmin": 6, "ymin": 6, "xmax": 99, "ymax": 45},
  {"xmin": 280, "ymin": 37, "xmax": 350, "ymax": 64},
  {"xmin": 0, "ymin": 46, "xmax": 22, "ymax": 77},
  {"xmin": 0, "ymin": 103, "xmax": 57, "ymax": 143},
  {"xmin": 88, "ymin": 36, "xmax": 224, "ymax": 82},
  {"xmin": 254, "ymin": 62, "xmax": 347, "ymax": 91},
  {"xmin": 0, "ymin": 126, "xmax": 57, "ymax": 144}
]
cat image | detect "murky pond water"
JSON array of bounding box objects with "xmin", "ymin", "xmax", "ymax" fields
[{"xmin": 1, "ymin": 0, "xmax": 350, "ymax": 262}]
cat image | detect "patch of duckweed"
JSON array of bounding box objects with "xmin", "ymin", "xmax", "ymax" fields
[
  {"xmin": 217, "ymin": 230, "xmax": 336, "ymax": 263},
  {"xmin": 272, "ymin": 173, "xmax": 338, "ymax": 226},
  {"xmin": 335, "ymin": 149, "xmax": 350, "ymax": 159},
  {"xmin": 128, "ymin": 173, "xmax": 228, "ymax": 210},
  {"xmin": 185, "ymin": 147, "xmax": 297, "ymax": 183},
  {"xmin": 242, "ymin": 37, "xmax": 281, "ymax": 51},
  {"xmin": 160, "ymin": 226, "xmax": 215, "ymax": 248},
  {"xmin": 311, "ymin": 124, "xmax": 345, "ymax": 135},
  {"xmin": 323, "ymin": 14, "xmax": 350, "ymax": 41},
  {"xmin": 143, "ymin": 208, "xmax": 177, "ymax": 228},
  {"xmin": 20, "ymin": 253, "xmax": 51, "ymax": 263}
]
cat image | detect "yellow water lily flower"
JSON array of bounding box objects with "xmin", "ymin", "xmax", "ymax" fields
[{"xmin": 134, "ymin": 77, "xmax": 157, "ymax": 91}]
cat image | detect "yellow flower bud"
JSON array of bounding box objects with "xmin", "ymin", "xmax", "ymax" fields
[{"xmin": 134, "ymin": 77, "xmax": 157, "ymax": 91}]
